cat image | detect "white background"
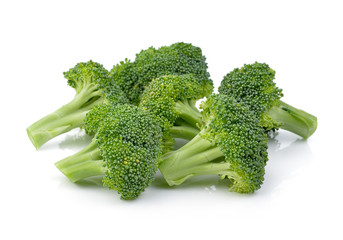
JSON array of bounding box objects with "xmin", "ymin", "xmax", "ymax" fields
[{"xmin": 1, "ymin": 0, "xmax": 342, "ymax": 239}]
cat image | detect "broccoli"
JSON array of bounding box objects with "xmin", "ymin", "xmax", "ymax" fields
[
  {"xmin": 27, "ymin": 42, "xmax": 211, "ymax": 149},
  {"xmin": 139, "ymin": 74, "xmax": 213, "ymax": 144},
  {"xmin": 111, "ymin": 42, "xmax": 212, "ymax": 105},
  {"xmin": 27, "ymin": 61, "xmax": 128, "ymax": 149},
  {"xmin": 159, "ymin": 94, "xmax": 269, "ymax": 193},
  {"xmin": 55, "ymin": 104, "xmax": 163, "ymax": 200},
  {"xmin": 219, "ymin": 62, "xmax": 317, "ymax": 139}
]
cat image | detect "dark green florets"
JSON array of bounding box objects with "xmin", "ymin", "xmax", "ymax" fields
[
  {"xmin": 96, "ymin": 104, "xmax": 163, "ymax": 149},
  {"xmin": 101, "ymin": 141, "xmax": 159, "ymax": 200},
  {"xmin": 94, "ymin": 104, "xmax": 163, "ymax": 200},
  {"xmin": 111, "ymin": 42, "xmax": 212, "ymax": 105},
  {"xmin": 200, "ymin": 94, "xmax": 268, "ymax": 193},
  {"xmin": 219, "ymin": 62, "xmax": 283, "ymax": 131}
]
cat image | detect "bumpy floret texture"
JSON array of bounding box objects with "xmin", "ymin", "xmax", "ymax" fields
[
  {"xmin": 111, "ymin": 42, "xmax": 212, "ymax": 104},
  {"xmin": 139, "ymin": 74, "xmax": 210, "ymax": 153},
  {"xmin": 101, "ymin": 141, "xmax": 159, "ymax": 200},
  {"xmin": 64, "ymin": 60, "xmax": 109, "ymax": 91},
  {"xmin": 64, "ymin": 60, "xmax": 128, "ymax": 104},
  {"xmin": 93, "ymin": 104, "xmax": 163, "ymax": 200},
  {"xmin": 218, "ymin": 62, "xmax": 283, "ymax": 131},
  {"xmin": 201, "ymin": 94, "xmax": 269, "ymax": 193},
  {"xmin": 83, "ymin": 104, "xmax": 112, "ymax": 135},
  {"xmin": 139, "ymin": 74, "xmax": 209, "ymax": 130}
]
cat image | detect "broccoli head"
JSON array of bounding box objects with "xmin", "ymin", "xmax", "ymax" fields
[
  {"xmin": 27, "ymin": 60, "xmax": 128, "ymax": 149},
  {"xmin": 111, "ymin": 42, "xmax": 212, "ymax": 105},
  {"xmin": 219, "ymin": 62, "xmax": 317, "ymax": 138},
  {"xmin": 139, "ymin": 74, "xmax": 212, "ymax": 145},
  {"xmin": 55, "ymin": 103, "xmax": 162, "ymax": 200},
  {"xmin": 159, "ymin": 94, "xmax": 268, "ymax": 193}
]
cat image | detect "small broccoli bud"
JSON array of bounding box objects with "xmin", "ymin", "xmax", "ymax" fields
[{"xmin": 64, "ymin": 60, "xmax": 109, "ymax": 93}]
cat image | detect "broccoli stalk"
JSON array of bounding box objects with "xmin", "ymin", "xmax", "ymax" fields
[
  {"xmin": 159, "ymin": 134, "xmax": 227, "ymax": 186},
  {"xmin": 219, "ymin": 62, "xmax": 317, "ymax": 139},
  {"xmin": 55, "ymin": 138, "xmax": 107, "ymax": 182},
  {"xmin": 169, "ymin": 124, "xmax": 201, "ymax": 141},
  {"xmin": 27, "ymin": 60, "xmax": 127, "ymax": 149},
  {"xmin": 27, "ymin": 86, "xmax": 103, "ymax": 149},
  {"xmin": 57, "ymin": 160, "xmax": 105, "ymax": 184},
  {"xmin": 55, "ymin": 138, "xmax": 103, "ymax": 182},
  {"xmin": 265, "ymin": 100, "xmax": 317, "ymax": 139},
  {"xmin": 159, "ymin": 94, "xmax": 269, "ymax": 193},
  {"xmin": 174, "ymin": 99, "xmax": 202, "ymax": 128},
  {"xmin": 169, "ymin": 99, "xmax": 203, "ymax": 140}
]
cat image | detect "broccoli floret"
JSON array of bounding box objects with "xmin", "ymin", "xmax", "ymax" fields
[
  {"xmin": 111, "ymin": 42, "xmax": 212, "ymax": 105},
  {"xmin": 27, "ymin": 61, "xmax": 128, "ymax": 149},
  {"xmin": 219, "ymin": 62, "xmax": 317, "ymax": 139},
  {"xmin": 139, "ymin": 74, "xmax": 213, "ymax": 145},
  {"xmin": 55, "ymin": 104, "xmax": 163, "ymax": 200},
  {"xmin": 159, "ymin": 94, "xmax": 268, "ymax": 193}
]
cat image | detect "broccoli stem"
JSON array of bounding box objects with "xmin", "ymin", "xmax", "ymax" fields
[
  {"xmin": 58, "ymin": 160, "xmax": 105, "ymax": 183},
  {"xmin": 170, "ymin": 125, "xmax": 200, "ymax": 140},
  {"xmin": 27, "ymin": 86, "xmax": 103, "ymax": 149},
  {"xmin": 188, "ymin": 99, "xmax": 200, "ymax": 112},
  {"xmin": 55, "ymin": 138, "xmax": 104, "ymax": 182},
  {"xmin": 267, "ymin": 100, "xmax": 318, "ymax": 139},
  {"xmin": 159, "ymin": 133, "xmax": 235, "ymax": 186},
  {"xmin": 174, "ymin": 99, "xmax": 202, "ymax": 129},
  {"xmin": 55, "ymin": 138, "xmax": 100, "ymax": 168}
]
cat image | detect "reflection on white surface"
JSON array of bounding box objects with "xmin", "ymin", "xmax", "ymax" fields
[
  {"xmin": 262, "ymin": 130, "xmax": 314, "ymax": 196},
  {"xmin": 58, "ymin": 129, "xmax": 93, "ymax": 150},
  {"xmin": 36, "ymin": 128, "xmax": 92, "ymax": 151}
]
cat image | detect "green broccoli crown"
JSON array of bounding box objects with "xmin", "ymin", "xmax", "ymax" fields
[
  {"xmin": 139, "ymin": 74, "xmax": 209, "ymax": 153},
  {"xmin": 218, "ymin": 62, "xmax": 283, "ymax": 130},
  {"xmin": 102, "ymin": 83, "xmax": 128, "ymax": 106},
  {"xmin": 200, "ymin": 94, "xmax": 269, "ymax": 193},
  {"xmin": 110, "ymin": 58, "xmax": 131, "ymax": 80},
  {"xmin": 64, "ymin": 60, "xmax": 110, "ymax": 93},
  {"xmin": 111, "ymin": 42, "xmax": 213, "ymax": 104},
  {"xmin": 139, "ymin": 74, "xmax": 208, "ymax": 128},
  {"xmin": 94, "ymin": 104, "xmax": 163, "ymax": 200},
  {"xmin": 64, "ymin": 60, "xmax": 128, "ymax": 105}
]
